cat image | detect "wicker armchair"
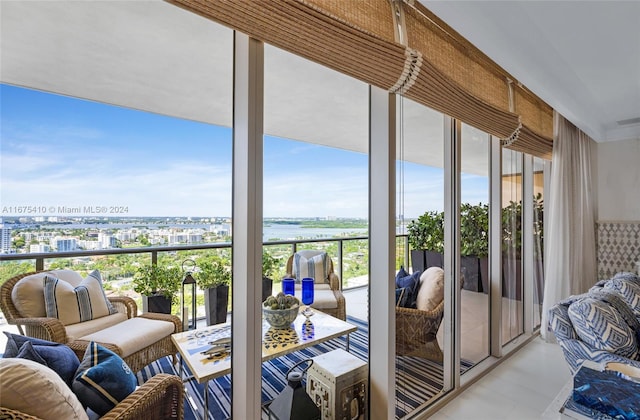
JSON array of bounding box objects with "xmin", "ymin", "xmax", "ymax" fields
[
  {"xmin": 285, "ymin": 251, "xmax": 346, "ymax": 320},
  {"xmin": 0, "ymin": 373, "xmax": 184, "ymax": 420},
  {"xmin": 0, "ymin": 271, "xmax": 182, "ymax": 373},
  {"xmin": 396, "ymin": 298, "xmax": 444, "ymax": 362}
]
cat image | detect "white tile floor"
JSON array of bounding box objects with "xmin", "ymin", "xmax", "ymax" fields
[{"xmin": 343, "ymin": 287, "xmax": 572, "ymax": 420}]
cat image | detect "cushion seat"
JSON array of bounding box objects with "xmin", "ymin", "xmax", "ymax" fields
[
  {"xmin": 79, "ymin": 317, "xmax": 176, "ymax": 358},
  {"xmin": 65, "ymin": 312, "xmax": 129, "ymax": 341},
  {"xmin": 293, "ymin": 284, "xmax": 338, "ymax": 310}
]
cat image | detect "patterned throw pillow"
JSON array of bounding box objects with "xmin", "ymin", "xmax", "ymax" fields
[
  {"xmin": 44, "ymin": 269, "xmax": 117, "ymax": 325},
  {"xmin": 293, "ymin": 252, "xmax": 331, "ymax": 284},
  {"xmin": 72, "ymin": 342, "xmax": 137, "ymax": 416},
  {"xmin": 395, "ymin": 269, "xmax": 421, "ymax": 308},
  {"xmin": 604, "ymin": 279, "xmax": 640, "ymax": 319},
  {"xmin": 568, "ymin": 297, "xmax": 638, "ymax": 360}
]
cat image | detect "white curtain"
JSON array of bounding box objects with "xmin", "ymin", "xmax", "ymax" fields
[{"xmin": 540, "ymin": 112, "xmax": 597, "ymax": 341}]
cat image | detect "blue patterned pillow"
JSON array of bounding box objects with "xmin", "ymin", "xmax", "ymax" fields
[
  {"xmin": 2, "ymin": 332, "xmax": 79, "ymax": 386},
  {"xmin": 395, "ymin": 269, "xmax": 421, "ymax": 308},
  {"xmin": 604, "ymin": 279, "xmax": 640, "ymax": 319},
  {"xmin": 568, "ymin": 297, "xmax": 638, "ymax": 360},
  {"xmin": 395, "ymin": 288, "xmax": 411, "ymax": 307},
  {"xmin": 72, "ymin": 342, "xmax": 137, "ymax": 416}
]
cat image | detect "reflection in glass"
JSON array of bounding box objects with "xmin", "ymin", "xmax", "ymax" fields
[
  {"xmin": 502, "ymin": 149, "xmax": 524, "ymax": 345},
  {"xmin": 460, "ymin": 123, "xmax": 490, "ymax": 370}
]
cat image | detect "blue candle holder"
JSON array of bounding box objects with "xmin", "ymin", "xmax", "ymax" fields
[
  {"xmin": 282, "ymin": 278, "xmax": 295, "ymax": 296},
  {"xmin": 301, "ymin": 277, "xmax": 314, "ymax": 318}
]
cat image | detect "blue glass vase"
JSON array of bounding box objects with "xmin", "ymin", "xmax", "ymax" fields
[{"xmin": 282, "ymin": 278, "xmax": 295, "ymax": 296}]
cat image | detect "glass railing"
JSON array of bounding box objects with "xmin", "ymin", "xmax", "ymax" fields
[{"xmin": 0, "ymin": 234, "xmax": 410, "ymax": 317}]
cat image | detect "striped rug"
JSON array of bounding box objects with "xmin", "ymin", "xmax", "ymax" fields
[{"xmin": 137, "ymin": 316, "xmax": 468, "ymax": 419}]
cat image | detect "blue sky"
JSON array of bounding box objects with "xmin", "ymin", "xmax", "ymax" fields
[{"xmin": 1, "ymin": 84, "xmax": 487, "ymax": 218}]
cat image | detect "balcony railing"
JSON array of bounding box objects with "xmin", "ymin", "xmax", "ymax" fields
[{"xmin": 0, "ymin": 235, "xmax": 410, "ymax": 292}]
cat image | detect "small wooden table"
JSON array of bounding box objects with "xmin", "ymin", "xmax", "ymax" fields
[{"xmin": 171, "ymin": 308, "xmax": 357, "ymax": 419}]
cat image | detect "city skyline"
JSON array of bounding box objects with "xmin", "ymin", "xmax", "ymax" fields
[{"xmin": 1, "ymin": 84, "xmax": 487, "ymax": 218}]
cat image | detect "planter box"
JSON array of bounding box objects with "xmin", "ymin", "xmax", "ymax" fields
[
  {"xmin": 411, "ymin": 249, "xmax": 443, "ymax": 274},
  {"xmin": 204, "ymin": 285, "xmax": 229, "ymax": 326},
  {"xmin": 461, "ymin": 255, "xmax": 481, "ymax": 292},
  {"xmin": 262, "ymin": 277, "xmax": 273, "ymax": 303},
  {"xmin": 142, "ymin": 294, "xmax": 172, "ymax": 314}
]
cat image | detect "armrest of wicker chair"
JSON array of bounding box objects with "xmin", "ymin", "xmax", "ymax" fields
[
  {"xmin": 396, "ymin": 300, "xmax": 445, "ymax": 362},
  {"xmin": 9, "ymin": 316, "xmax": 69, "ymax": 344},
  {"xmin": 108, "ymin": 296, "xmax": 138, "ymax": 318},
  {"xmin": 0, "ymin": 374, "xmax": 184, "ymax": 420},
  {"xmin": 102, "ymin": 373, "xmax": 184, "ymax": 420}
]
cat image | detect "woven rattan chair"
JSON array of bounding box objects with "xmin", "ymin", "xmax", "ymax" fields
[
  {"xmin": 396, "ymin": 299, "xmax": 444, "ymax": 362},
  {"xmin": 285, "ymin": 251, "xmax": 346, "ymax": 320},
  {"xmin": 0, "ymin": 271, "xmax": 182, "ymax": 373},
  {"xmin": 0, "ymin": 373, "xmax": 184, "ymax": 420}
]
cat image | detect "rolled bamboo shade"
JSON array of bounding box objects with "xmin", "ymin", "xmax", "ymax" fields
[{"xmin": 167, "ymin": 0, "xmax": 553, "ymax": 159}]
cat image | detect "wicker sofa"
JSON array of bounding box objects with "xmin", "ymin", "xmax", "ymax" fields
[{"xmin": 0, "ymin": 270, "xmax": 182, "ymax": 373}]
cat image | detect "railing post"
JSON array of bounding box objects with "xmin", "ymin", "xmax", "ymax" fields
[
  {"xmin": 36, "ymin": 258, "xmax": 44, "ymax": 272},
  {"xmin": 404, "ymin": 235, "xmax": 410, "ymax": 270},
  {"xmin": 337, "ymin": 239, "xmax": 343, "ymax": 290},
  {"xmin": 151, "ymin": 250, "xmax": 157, "ymax": 266}
]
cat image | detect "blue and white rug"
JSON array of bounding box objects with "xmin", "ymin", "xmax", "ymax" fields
[{"xmin": 137, "ymin": 316, "xmax": 466, "ymax": 419}]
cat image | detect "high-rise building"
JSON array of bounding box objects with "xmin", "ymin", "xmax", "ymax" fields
[{"xmin": 0, "ymin": 220, "xmax": 12, "ymax": 254}]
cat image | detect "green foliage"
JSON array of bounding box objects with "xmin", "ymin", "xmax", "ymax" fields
[
  {"xmin": 0, "ymin": 262, "xmax": 34, "ymax": 285},
  {"xmin": 132, "ymin": 264, "xmax": 182, "ymax": 300},
  {"xmin": 407, "ymin": 210, "xmax": 444, "ymax": 253},
  {"xmin": 196, "ymin": 258, "xmax": 231, "ymax": 289},
  {"xmin": 262, "ymin": 250, "xmax": 278, "ymax": 279},
  {"xmin": 460, "ymin": 203, "xmax": 489, "ymax": 257}
]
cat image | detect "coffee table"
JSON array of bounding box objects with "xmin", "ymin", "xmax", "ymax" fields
[{"xmin": 171, "ymin": 308, "xmax": 357, "ymax": 419}]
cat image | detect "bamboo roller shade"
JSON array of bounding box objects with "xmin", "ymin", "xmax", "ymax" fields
[{"xmin": 167, "ymin": 0, "xmax": 553, "ymax": 160}]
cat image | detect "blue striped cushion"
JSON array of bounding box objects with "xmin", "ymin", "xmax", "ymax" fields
[
  {"xmin": 72, "ymin": 341, "xmax": 137, "ymax": 416},
  {"xmin": 44, "ymin": 270, "xmax": 117, "ymax": 325},
  {"xmin": 293, "ymin": 252, "xmax": 330, "ymax": 284},
  {"xmin": 604, "ymin": 279, "xmax": 640, "ymax": 319},
  {"xmin": 568, "ymin": 297, "xmax": 638, "ymax": 360}
]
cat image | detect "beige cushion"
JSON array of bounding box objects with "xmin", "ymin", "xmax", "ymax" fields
[
  {"xmin": 293, "ymin": 251, "xmax": 331, "ymax": 284},
  {"xmin": 65, "ymin": 312, "xmax": 129, "ymax": 341},
  {"xmin": 0, "ymin": 358, "xmax": 89, "ymax": 420},
  {"xmin": 11, "ymin": 269, "xmax": 84, "ymax": 318},
  {"xmin": 44, "ymin": 270, "xmax": 116, "ymax": 325},
  {"xmin": 292, "ymin": 285, "xmax": 337, "ymax": 310},
  {"xmin": 416, "ymin": 267, "xmax": 445, "ymax": 311},
  {"xmin": 79, "ymin": 317, "xmax": 176, "ymax": 358}
]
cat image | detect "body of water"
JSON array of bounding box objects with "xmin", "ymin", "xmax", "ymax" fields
[{"xmin": 35, "ymin": 222, "xmax": 367, "ymax": 242}]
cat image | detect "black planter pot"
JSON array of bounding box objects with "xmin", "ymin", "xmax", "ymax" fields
[
  {"xmin": 204, "ymin": 285, "xmax": 229, "ymax": 326},
  {"xmin": 411, "ymin": 249, "xmax": 443, "ymax": 274},
  {"xmin": 479, "ymin": 257, "xmax": 489, "ymax": 294},
  {"xmin": 461, "ymin": 255, "xmax": 481, "ymax": 292},
  {"xmin": 262, "ymin": 277, "xmax": 273, "ymax": 303},
  {"xmin": 143, "ymin": 294, "xmax": 172, "ymax": 314}
]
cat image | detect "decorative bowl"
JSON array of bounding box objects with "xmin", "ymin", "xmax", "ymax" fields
[{"xmin": 263, "ymin": 305, "xmax": 299, "ymax": 329}]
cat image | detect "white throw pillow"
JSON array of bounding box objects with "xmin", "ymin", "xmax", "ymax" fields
[
  {"xmin": 11, "ymin": 269, "xmax": 84, "ymax": 318},
  {"xmin": 44, "ymin": 270, "xmax": 116, "ymax": 325},
  {"xmin": 416, "ymin": 267, "xmax": 444, "ymax": 312},
  {"xmin": 293, "ymin": 251, "xmax": 331, "ymax": 284},
  {"xmin": 0, "ymin": 358, "xmax": 89, "ymax": 420}
]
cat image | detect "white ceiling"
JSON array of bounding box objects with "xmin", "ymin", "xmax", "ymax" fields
[
  {"xmin": 2, "ymin": 0, "xmax": 638, "ymax": 152},
  {"xmin": 423, "ymin": 0, "xmax": 640, "ymax": 143}
]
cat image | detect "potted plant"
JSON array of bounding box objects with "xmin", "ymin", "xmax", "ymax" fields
[
  {"xmin": 407, "ymin": 210, "xmax": 444, "ymax": 273},
  {"xmin": 132, "ymin": 264, "xmax": 182, "ymax": 314},
  {"xmin": 197, "ymin": 258, "xmax": 231, "ymax": 326},
  {"xmin": 262, "ymin": 250, "xmax": 278, "ymax": 302},
  {"xmin": 460, "ymin": 203, "xmax": 489, "ymax": 293}
]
